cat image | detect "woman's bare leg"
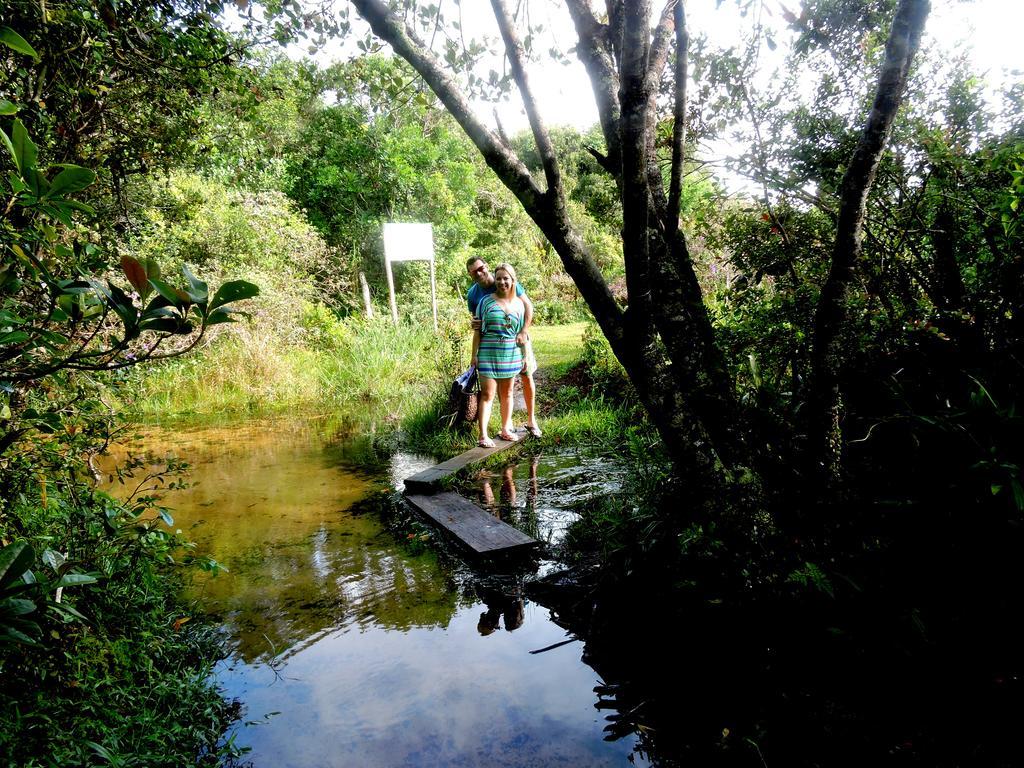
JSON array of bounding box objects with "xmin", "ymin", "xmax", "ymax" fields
[
  {"xmin": 520, "ymin": 372, "xmax": 538, "ymax": 430},
  {"xmin": 497, "ymin": 377, "xmax": 517, "ymax": 440},
  {"xmin": 478, "ymin": 376, "xmax": 497, "ymax": 446}
]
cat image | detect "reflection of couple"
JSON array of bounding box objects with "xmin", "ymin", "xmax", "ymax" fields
[
  {"xmin": 477, "ymin": 589, "xmax": 525, "ymax": 635},
  {"xmin": 480, "ymin": 456, "xmax": 539, "ymax": 512},
  {"xmin": 466, "ymin": 258, "xmax": 542, "ymax": 448}
]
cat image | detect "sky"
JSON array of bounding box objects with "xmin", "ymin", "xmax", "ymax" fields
[
  {"xmin": 467, "ymin": 0, "xmax": 1024, "ymax": 135},
  {"xmin": 283, "ymin": 0, "xmax": 1022, "ymax": 191}
]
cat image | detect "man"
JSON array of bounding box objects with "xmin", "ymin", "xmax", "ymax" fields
[{"xmin": 465, "ymin": 256, "xmax": 541, "ymax": 437}]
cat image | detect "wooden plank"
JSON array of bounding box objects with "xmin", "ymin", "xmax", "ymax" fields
[
  {"xmin": 405, "ymin": 491, "xmax": 538, "ymax": 556},
  {"xmin": 403, "ymin": 428, "xmax": 527, "ymax": 493}
]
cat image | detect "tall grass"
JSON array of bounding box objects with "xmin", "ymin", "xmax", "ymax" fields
[{"xmin": 127, "ymin": 313, "xmax": 459, "ymax": 426}]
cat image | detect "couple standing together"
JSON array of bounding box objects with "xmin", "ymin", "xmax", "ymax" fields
[{"xmin": 465, "ymin": 257, "xmax": 542, "ymax": 448}]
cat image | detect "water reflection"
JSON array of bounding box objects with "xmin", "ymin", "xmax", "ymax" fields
[
  {"xmin": 470, "ymin": 451, "xmax": 628, "ymax": 547},
  {"xmin": 101, "ymin": 419, "xmax": 461, "ymax": 662},
  {"xmin": 103, "ymin": 419, "xmax": 648, "ymax": 766}
]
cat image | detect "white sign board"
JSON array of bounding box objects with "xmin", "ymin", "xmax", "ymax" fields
[
  {"xmin": 383, "ymin": 223, "xmax": 434, "ymax": 263},
  {"xmin": 381, "ymin": 222, "xmax": 437, "ymax": 330}
]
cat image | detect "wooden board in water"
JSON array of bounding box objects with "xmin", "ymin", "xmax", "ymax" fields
[
  {"xmin": 405, "ymin": 491, "xmax": 537, "ymax": 556},
  {"xmin": 403, "ymin": 428, "xmax": 527, "ymax": 493}
]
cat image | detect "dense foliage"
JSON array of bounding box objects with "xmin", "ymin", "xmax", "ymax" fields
[
  {"xmin": 0, "ymin": 7, "xmax": 256, "ymax": 764},
  {"xmin": 3, "ymin": 0, "xmax": 1023, "ymax": 763}
]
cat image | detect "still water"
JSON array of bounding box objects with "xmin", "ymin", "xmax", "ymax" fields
[{"xmin": 107, "ymin": 417, "xmax": 643, "ymax": 767}]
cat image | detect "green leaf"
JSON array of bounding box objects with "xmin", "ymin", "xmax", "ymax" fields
[
  {"xmin": 209, "ymin": 280, "xmax": 260, "ymax": 312},
  {"xmin": 41, "ymin": 549, "xmax": 66, "ymax": 571},
  {"xmin": 53, "ymin": 573, "xmax": 98, "ymax": 589},
  {"xmin": 37, "ymin": 330, "xmax": 68, "ymax": 348},
  {"xmin": 91, "ymin": 280, "xmax": 138, "ymax": 331},
  {"xmin": 203, "ymin": 306, "xmax": 243, "ymax": 326},
  {"xmin": 0, "ymin": 331, "xmax": 30, "ymax": 345},
  {"xmin": 181, "ymin": 265, "xmax": 208, "ymax": 305},
  {"xmin": 10, "ymin": 119, "xmax": 37, "ymax": 177},
  {"xmin": 0, "ymin": 27, "xmax": 38, "ymax": 58},
  {"xmin": 44, "ymin": 165, "xmax": 96, "ymax": 199},
  {"xmin": 138, "ymin": 317, "xmax": 180, "ymax": 333},
  {"xmin": 0, "ymin": 626, "xmax": 40, "ymax": 646},
  {"xmin": 149, "ymin": 278, "xmax": 186, "ymax": 307},
  {"xmin": 158, "ymin": 509, "xmax": 174, "ymax": 526},
  {"xmin": 48, "ymin": 602, "xmax": 88, "ymax": 622},
  {"xmin": 0, "ymin": 100, "xmax": 17, "ymax": 116},
  {"xmin": 144, "ymin": 258, "xmax": 161, "ymax": 283},
  {"xmin": 1, "ymin": 598, "xmax": 36, "ymax": 616},
  {"xmin": 1012, "ymin": 478, "xmax": 1024, "ymax": 512},
  {"xmin": 0, "ymin": 128, "xmax": 16, "ymax": 169},
  {"xmin": 59, "ymin": 199, "xmax": 95, "ymax": 215},
  {"xmin": 0, "ymin": 541, "xmax": 34, "ymax": 590},
  {"xmin": 140, "ymin": 305, "xmax": 178, "ymax": 321}
]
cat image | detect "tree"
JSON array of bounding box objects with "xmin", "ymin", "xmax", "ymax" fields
[
  {"xmin": 0, "ymin": 0, "xmax": 247, "ymax": 216},
  {"xmin": 341, "ymin": 0, "xmax": 929, "ymax": 498}
]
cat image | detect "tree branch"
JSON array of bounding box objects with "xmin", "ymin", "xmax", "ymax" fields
[
  {"xmin": 665, "ymin": 0, "xmax": 688, "ymax": 235},
  {"xmin": 643, "ymin": 1, "xmax": 677, "ymax": 217},
  {"xmin": 490, "ymin": 0, "xmax": 562, "ymax": 196},
  {"xmin": 564, "ymin": 0, "xmax": 622, "ymax": 180},
  {"xmin": 619, "ymin": 0, "xmax": 654, "ymax": 319},
  {"xmin": 808, "ymin": 0, "xmax": 931, "ymax": 478},
  {"xmin": 349, "ymin": 0, "xmax": 543, "ymax": 209}
]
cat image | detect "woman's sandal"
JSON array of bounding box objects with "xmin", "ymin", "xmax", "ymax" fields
[
  {"xmin": 498, "ymin": 430, "xmax": 519, "ymax": 442},
  {"xmin": 478, "ymin": 437, "xmax": 496, "ymax": 448},
  {"xmin": 525, "ymin": 424, "xmax": 543, "ymax": 438}
]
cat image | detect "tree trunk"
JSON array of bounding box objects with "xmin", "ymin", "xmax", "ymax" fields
[
  {"xmin": 808, "ymin": 0, "xmax": 930, "ymax": 480},
  {"xmin": 349, "ymin": 0, "xmax": 745, "ymax": 491}
]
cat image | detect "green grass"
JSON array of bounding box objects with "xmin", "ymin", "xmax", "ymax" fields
[
  {"xmin": 530, "ymin": 322, "xmax": 588, "ymax": 375},
  {"xmin": 403, "ymin": 321, "xmax": 652, "ymax": 457},
  {"xmin": 126, "ymin": 315, "xmax": 459, "ymax": 427}
]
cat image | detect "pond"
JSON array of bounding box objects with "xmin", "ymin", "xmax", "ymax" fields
[{"xmin": 104, "ymin": 417, "xmax": 647, "ymax": 767}]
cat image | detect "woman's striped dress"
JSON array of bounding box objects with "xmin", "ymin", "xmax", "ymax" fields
[{"xmin": 475, "ymin": 294, "xmax": 525, "ymax": 379}]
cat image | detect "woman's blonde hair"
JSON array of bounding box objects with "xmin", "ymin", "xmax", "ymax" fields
[{"xmin": 493, "ymin": 262, "xmax": 517, "ymax": 285}]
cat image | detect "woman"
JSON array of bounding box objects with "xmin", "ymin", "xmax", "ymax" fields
[{"xmin": 471, "ymin": 262, "xmax": 529, "ymax": 447}]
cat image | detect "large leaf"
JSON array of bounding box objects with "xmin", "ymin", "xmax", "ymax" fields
[
  {"xmin": 10, "ymin": 119, "xmax": 37, "ymax": 178},
  {"xmin": 53, "ymin": 573, "xmax": 98, "ymax": 589},
  {"xmin": 91, "ymin": 280, "xmax": 138, "ymax": 333},
  {"xmin": 203, "ymin": 306, "xmax": 244, "ymax": 326},
  {"xmin": 0, "ymin": 27, "xmax": 37, "ymax": 58},
  {"xmin": 0, "ymin": 331, "xmax": 30, "ymax": 346},
  {"xmin": 41, "ymin": 549, "xmax": 66, "ymax": 571},
  {"xmin": 0, "ymin": 625, "xmax": 39, "ymax": 646},
  {"xmin": 181, "ymin": 265, "xmax": 208, "ymax": 305},
  {"xmin": 0, "ymin": 100, "xmax": 17, "ymax": 116},
  {"xmin": 0, "ymin": 128, "xmax": 16, "ymax": 170},
  {"xmin": 121, "ymin": 255, "xmax": 151, "ymax": 298},
  {"xmin": 149, "ymin": 278, "xmax": 191, "ymax": 307},
  {"xmin": 138, "ymin": 316, "xmax": 181, "ymax": 334},
  {"xmin": 144, "ymin": 258, "xmax": 161, "ymax": 283},
  {"xmin": 0, "ymin": 598, "xmax": 36, "ymax": 616},
  {"xmin": 45, "ymin": 165, "xmax": 96, "ymax": 199},
  {"xmin": 0, "ymin": 541, "xmax": 34, "ymax": 590},
  {"xmin": 209, "ymin": 280, "xmax": 260, "ymax": 312}
]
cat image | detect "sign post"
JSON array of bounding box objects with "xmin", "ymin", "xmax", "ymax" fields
[{"xmin": 382, "ymin": 222, "xmax": 437, "ymax": 331}]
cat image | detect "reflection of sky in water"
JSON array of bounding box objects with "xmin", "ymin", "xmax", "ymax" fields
[
  {"xmin": 102, "ymin": 420, "xmax": 645, "ymax": 767},
  {"xmin": 221, "ymin": 603, "xmax": 641, "ymax": 767}
]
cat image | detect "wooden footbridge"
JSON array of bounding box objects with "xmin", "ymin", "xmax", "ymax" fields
[{"xmin": 403, "ymin": 428, "xmax": 538, "ymax": 558}]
